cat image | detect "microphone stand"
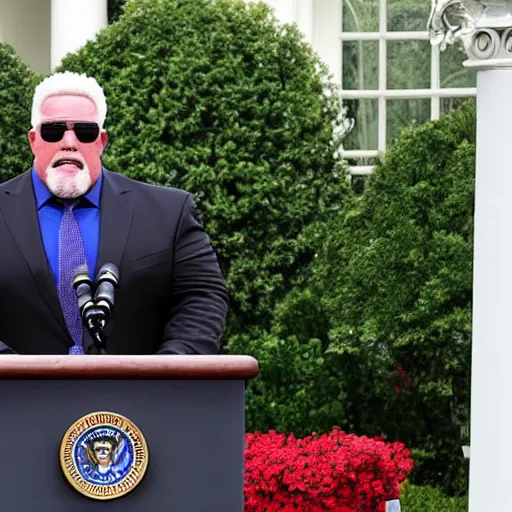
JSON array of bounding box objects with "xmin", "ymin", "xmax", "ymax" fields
[
  {"xmin": 73, "ymin": 263, "xmax": 119, "ymax": 354},
  {"xmin": 83, "ymin": 305, "xmax": 109, "ymax": 354},
  {"xmin": 88, "ymin": 263, "xmax": 119, "ymax": 355}
]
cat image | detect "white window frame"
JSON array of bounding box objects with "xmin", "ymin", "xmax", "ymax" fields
[{"xmin": 340, "ymin": 0, "xmax": 477, "ymax": 176}]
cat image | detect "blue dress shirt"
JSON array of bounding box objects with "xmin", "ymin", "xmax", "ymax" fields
[{"xmin": 32, "ymin": 168, "xmax": 102, "ymax": 283}]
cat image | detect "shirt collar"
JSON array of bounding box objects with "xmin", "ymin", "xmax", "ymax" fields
[{"xmin": 31, "ymin": 166, "xmax": 103, "ymax": 209}]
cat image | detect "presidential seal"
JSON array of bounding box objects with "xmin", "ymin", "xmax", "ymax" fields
[{"xmin": 60, "ymin": 411, "xmax": 149, "ymax": 500}]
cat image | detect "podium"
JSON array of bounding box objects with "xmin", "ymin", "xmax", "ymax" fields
[{"xmin": 0, "ymin": 354, "xmax": 258, "ymax": 512}]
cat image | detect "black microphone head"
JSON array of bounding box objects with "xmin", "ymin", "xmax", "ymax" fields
[
  {"xmin": 72, "ymin": 264, "xmax": 92, "ymax": 289},
  {"xmin": 96, "ymin": 262, "xmax": 120, "ymax": 287}
]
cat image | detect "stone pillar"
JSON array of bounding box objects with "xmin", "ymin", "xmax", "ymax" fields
[
  {"xmin": 428, "ymin": 2, "xmax": 512, "ymax": 511},
  {"xmin": 51, "ymin": 0, "xmax": 108, "ymax": 70}
]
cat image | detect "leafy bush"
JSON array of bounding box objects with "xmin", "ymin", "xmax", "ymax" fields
[
  {"xmin": 400, "ymin": 484, "xmax": 468, "ymax": 512},
  {"xmin": 244, "ymin": 428, "xmax": 414, "ymax": 511},
  {"xmin": 108, "ymin": 0, "xmax": 128, "ymax": 24},
  {"xmin": 327, "ymin": 100, "xmax": 475, "ymax": 494},
  {"xmin": 231, "ymin": 331, "xmax": 344, "ymax": 436},
  {"xmin": 264, "ymin": 100, "xmax": 476, "ymax": 494},
  {"xmin": 57, "ymin": 0, "xmax": 351, "ymax": 339},
  {"xmin": 0, "ymin": 43, "xmax": 41, "ymax": 183}
]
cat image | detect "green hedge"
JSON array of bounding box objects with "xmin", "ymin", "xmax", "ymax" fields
[
  {"xmin": 0, "ymin": 43, "xmax": 41, "ymax": 182},
  {"xmin": 401, "ymin": 484, "xmax": 468, "ymax": 512},
  {"xmin": 324, "ymin": 100, "xmax": 475, "ymax": 494},
  {"xmin": 108, "ymin": 0, "xmax": 128, "ymax": 24},
  {"xmin": 231, "ymin": 330, "xmax": 345, "ymax": 435},
  {"xmin": 57, "ymin": 0, "xmax": 351, "ymax": 340},
  {"xmin": 241, "ymin": 100, "xmax": 476, "ymax": 495}
]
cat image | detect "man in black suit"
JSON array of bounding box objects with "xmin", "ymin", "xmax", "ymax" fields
[{"xmin": 0, "ymin": 71, "xmax": 228, "ymax": 355}]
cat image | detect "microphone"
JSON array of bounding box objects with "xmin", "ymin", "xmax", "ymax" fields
[
  {"xmin": 72, "ymin": 265, "xmax": 95, "ymax": 323},
  {"xmin": 94, "ymin": 263, "xmax": 120, "ymax": 322},
  {"xmin": 73, "ymin": 265, "xmax": 106, "ymax": 352},
  {"xmin": 72, "ymin": 263, "xmax": 120, "ymax": 354}
]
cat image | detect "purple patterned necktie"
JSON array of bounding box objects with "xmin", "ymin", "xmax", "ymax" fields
[{"xmin": 58, "ymin": 200, "xmax": 86, "ymax": 355}]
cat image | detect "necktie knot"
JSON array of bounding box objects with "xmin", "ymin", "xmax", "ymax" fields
[{"xmin": 57, "ymin": 199, "xmax": 80, "ymax": 212}]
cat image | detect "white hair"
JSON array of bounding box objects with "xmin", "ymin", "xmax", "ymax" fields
[{"xmin": 31, "ymin": 71, "xmax": 107, "ymax": 129}]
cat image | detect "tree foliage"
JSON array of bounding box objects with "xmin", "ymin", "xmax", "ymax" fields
[
  {"xmin": 0, "ymin": 43, "xmax": 41, "ymax": 183},
  {"xmin": 108, "ymin": 0, "xmax": 128, "ymax": 24},
  {"xmin": 249, "ymin": 99, "xmax": 476, "ymax": 495},
  {"xmin": 329, "ymin": 99, "xmax": 474, "ymax": 494},
  {"xmin": 58, "ymin": 0, "xmax": 351, "ymax": 339}
]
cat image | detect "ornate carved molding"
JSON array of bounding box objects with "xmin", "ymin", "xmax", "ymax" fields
[{"xmin": 428, "ymin": 1, "xmax": 512, "ymax": 66}]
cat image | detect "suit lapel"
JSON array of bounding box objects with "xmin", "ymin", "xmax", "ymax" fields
[
  {"xmin": 0, "ymin": 171, "xmax": 66, "ymax": 331},
  {"xmin": 0, "ymin": 169, "xmax": 134, "ymax": 352},
  {"xmin": 96, "ymin": 170, "xmax": 134, "ymax": 276}
]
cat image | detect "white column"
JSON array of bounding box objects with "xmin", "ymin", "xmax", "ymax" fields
[
  {"xmin": 469, "ymin": 65, "xmax": 512, "ymax": 512},
  {"xmin": 427, "ymin": 6, "xmax": 512, "ymax": 509},
  {"xmin": 461, "ymin": 27, "xmax": 512, "ymax": 512},
  {"xmin": 0, "ymin": 0, "xmax": 51, "ymax": 74},
  {"xmin": 51, "ymin": 0, "xmax": 108, "ymax": 70},
  {"xmin": 260, "ymin": 0, "xmax": 295, "ymax": 26},
  {"xmin": 314, "ymin": 0, "xmax": 342, "ymax": 86},
  {"xmin": 295, "ymin": 0, "xmax": 314, "ymax": 45}
]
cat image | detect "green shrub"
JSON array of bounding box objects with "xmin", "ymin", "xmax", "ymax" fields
[
  {"xmin": 108, "ymin": 0, "xmax": 128, "ymax": 24},
  {"xmin": 58, "ymin": 0, "xmax": 351, "ymax": 340},
  {"xmin": 330, "ymin": 100, "xmax": 475, "ymax": 495},
  {"xmin": 400, "ymin": 484, "xmax": 468, "ymax": 512},
  {"xmin": 0, "ymin": 43, "xmax": 41, "ymax": 183},
  {"xmin": 229, "ymin": 330, "xmax": 345, "ymax": 436},
  {"xmin": 266, "ymin": 100, "xmax": 476, "ymax": 494}
]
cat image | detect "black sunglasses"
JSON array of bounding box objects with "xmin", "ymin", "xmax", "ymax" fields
[{"xmin": 40, "ymin": 122, "xmax": 100, "ymax": 144}]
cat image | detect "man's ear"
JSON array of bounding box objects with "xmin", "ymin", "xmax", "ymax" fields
[
  {"xmin": 99, "ymin": 130, "xmax": 108, "ymax": 155},
  {"xmin": 27, "ymin": 129, "xmax": 37, "ymax": 155}
]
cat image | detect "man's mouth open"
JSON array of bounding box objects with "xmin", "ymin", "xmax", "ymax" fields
[{"xmin": 53, "ymin": 158, "xmax": 84, "ymax": 170}]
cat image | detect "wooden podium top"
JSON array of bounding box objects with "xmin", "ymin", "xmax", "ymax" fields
[{"xmin": 0, "ymin": 355, "xmax": 259, "ymax": 380}]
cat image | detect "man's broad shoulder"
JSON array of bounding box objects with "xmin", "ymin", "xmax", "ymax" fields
[{"xmin": 0, "ymin": 169, "xmax": 32, "ymax": 194}]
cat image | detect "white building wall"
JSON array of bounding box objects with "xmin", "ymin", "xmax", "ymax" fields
[
  {"xmin": 0, "ymin": 0, "xmax": 51, "ymax": 75},
  {"xmin": 258, "ymin": 0, "xmax": 342, "ymax": 85},
  {"xmin": 0, "ymin": 0, "xmax": 107, "ymax": 75},
  {"xmin": 0, "ymin": 0, "xmax": 338, "ymax": 85}
]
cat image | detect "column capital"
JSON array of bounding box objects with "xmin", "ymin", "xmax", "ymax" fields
[{"xmin": 428, "ymin": 0, "xmax": 512, "ymax": 69}]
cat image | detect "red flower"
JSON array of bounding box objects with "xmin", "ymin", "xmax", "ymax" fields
[{"xmin": 244, "ymin": 427, "xmax": 414, "ymax": 511}]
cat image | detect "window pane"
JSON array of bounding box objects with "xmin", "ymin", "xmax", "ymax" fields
[
  {"xmin": 441, "ymin": 97, "xmax": 474, "ymax": 114},
  {"xmin": 343, "ymin": 41, "xmax": 379, "ymax": 90},
  {"xmin": 387, "ymin": 99, "xmax": 430, "ymax": 145},
  {"xmin": 342, "ymin": 0, "xmax": 379, "ymax": 32},
  {"xmin": 345, "ymin": 156, "xmax": 381, "ymax": 168},
  {"xmin": 388, "ymin": 40, "xmax": 431, "ymax": 89},
  {"xmin": 351, "ymin": 174, "xmax": 370, "ymax": 194},
  {"xmin": 343, "ymin": 99, "xmax": 379, "ymax": 150},
  {"xmin": 440, "ymin": 44, "xmax": 477, "ymax": 88},
  {"xmin": 387, "ymin": 0, "xmax": 431, "ymax": 31}
]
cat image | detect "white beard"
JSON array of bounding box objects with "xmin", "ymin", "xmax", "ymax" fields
[{"xmin": 44, "ymin": 155, "xmax": 92, "ymax": 199}]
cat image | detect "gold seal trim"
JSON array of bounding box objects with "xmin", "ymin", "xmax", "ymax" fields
[{"xmin": 59, "ymin": 411, "xmax": 149, "ymax": 500}]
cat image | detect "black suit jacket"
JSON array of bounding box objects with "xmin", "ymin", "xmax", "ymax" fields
[{"xmin": 0, "ymin": 169, "xmax": 228, "ymax": 355}]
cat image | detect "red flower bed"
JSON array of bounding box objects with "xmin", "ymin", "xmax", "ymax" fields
[{"xmin": 244, "ymin": 427, "xmax": 414, "ymax": 511}]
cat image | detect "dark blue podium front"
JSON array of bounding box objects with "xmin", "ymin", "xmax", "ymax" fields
[{"xmin": 0, "ymin": 355, "xmax": 258, "ymax": 512}]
